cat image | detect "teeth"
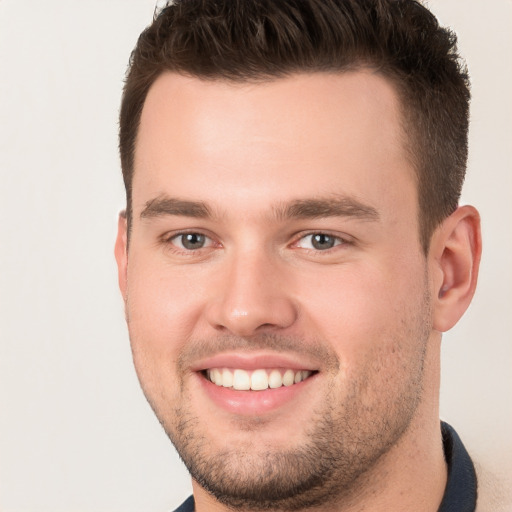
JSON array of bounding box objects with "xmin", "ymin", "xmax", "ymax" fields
[
  {"xmin": 282, "ymin": 369, "xmax": 295, "ymax": 387},
  {"xmin": 211, "ymin": 368, "xmax": 222, "ymax": 386},
  {"xmin": 233, "ymin": 369, "xmax": 251, "ymax": 390},
  {"xmin": 251, "ymin": 369, "xmax": 268, "ymax": 391},
  {"xmin": 268, "ymin": 369, "xmax": 283, "ymax": 389},
  {"xmin": 206, "ymin": 368, "xmax": 313, "ymax": 391},
  {"xmin": 222, "ymin": 369, "xmax": 233, "ymax": 388}
]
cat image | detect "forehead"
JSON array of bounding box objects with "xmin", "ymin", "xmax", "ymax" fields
[{"xmin": 133, "ymin": 71, "xmax": 415, "ymax": 220}]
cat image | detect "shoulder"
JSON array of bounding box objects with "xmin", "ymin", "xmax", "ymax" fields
[{"xmin": 474, "ymin": 461, "xmax": 512, "ymax": 512}]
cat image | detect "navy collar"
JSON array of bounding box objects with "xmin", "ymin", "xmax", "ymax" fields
[{"xmin": 438, "ymin": 422, "xmax": 477, "ymax": 512}]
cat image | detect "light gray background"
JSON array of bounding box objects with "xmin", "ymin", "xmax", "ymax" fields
[{"xmin": 0, "ymin": 1, "xmax": 510, "ymax": 511}]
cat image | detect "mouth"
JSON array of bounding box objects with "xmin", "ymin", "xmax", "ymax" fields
[
  {"xmin": 204, "ymin": 368, "xmax": 316, "ymax": 391},
  {"xmin": 192, "ymin": 353, "xmax": 321, "ymax": 415}
]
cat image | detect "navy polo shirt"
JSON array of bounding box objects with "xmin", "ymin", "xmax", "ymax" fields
[
  {"xmin": 438, "ymin": 422, "xmax": 477, "ymax": 512},
  {"xmin": 172, "ymin": 422, "xmax": 477, "ymax": 512}
]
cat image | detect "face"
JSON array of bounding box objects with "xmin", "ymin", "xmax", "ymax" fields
[{"xmin": 117, "ymin": 71, "xmax": 436, "ymax": 509}]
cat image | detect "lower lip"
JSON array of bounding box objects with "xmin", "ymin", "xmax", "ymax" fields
[{"xmin": 197, "ymin": 373, "xmax": 316, "ymax": 416}]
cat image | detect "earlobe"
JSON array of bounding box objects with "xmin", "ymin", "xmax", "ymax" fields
[
  {"xmin": 431, "ymin": 205, "xmax": 482, "ymax": 332},
  {"xmin": 114, "ymin": 211, "xmax": 129, "ymax": 300}
]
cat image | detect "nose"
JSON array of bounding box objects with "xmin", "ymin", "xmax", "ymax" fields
[{"xmin": 204, "ymin": 249, "xmax": 298, "ymax": 337}]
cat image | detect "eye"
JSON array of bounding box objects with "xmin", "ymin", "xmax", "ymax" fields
[
  {"xmin": 295, "ymin": 233, "xmax": 344, "ymax": 251},
  {"xmin": 170, "ymin": 232, "xmax": 212, "ymax": 251}
]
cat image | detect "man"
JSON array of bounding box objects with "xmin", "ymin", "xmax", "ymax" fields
[{"xmin": 114, "ymin": 1, "xmax": 482, "ymax": 510}]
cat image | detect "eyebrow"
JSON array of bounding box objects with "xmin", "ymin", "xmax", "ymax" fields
[
  {"xmin": 275, "ymin": 196, "xmax": 379, "ymax": 222},
  {"xmin": 139, "ymin": 194, "xmax": 379, "ymax": 222},
  {"xmin": 140, "ymin": 196, "xmax": 212, "ymax": 219}
]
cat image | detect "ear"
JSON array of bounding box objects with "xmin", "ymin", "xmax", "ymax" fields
[
  {"xmin": 430, "ymin": 205, "xmax": 482, "ymax": 332},
  {"xmin": 114, "ymin": 211, "xmax": 128, "ymax": 300}
]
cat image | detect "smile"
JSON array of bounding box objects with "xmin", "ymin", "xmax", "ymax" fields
[{"xmin": 205, "ymin": 368, "xmax": 314, "ymax": 391}]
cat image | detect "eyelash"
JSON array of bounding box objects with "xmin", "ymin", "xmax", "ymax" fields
[
  {"xmin": 160, "ymin": 230, "xmax": 352, "ymax": 255},
  {"xmin": 161, "ymin": 231, "xmax": 218, "ymax": 254},
  {"xmin": 292, "ymin": 232, "xmax": 350, "ymax": 253}
]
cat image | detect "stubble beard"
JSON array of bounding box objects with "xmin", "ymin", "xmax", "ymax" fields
[
  {"xmin": 168, "ymin": 386, "xmax": 422, "ymax": 511},
  {"xmin": 132, "ymin": 288, "xmax": 432, "ymax": 511}
]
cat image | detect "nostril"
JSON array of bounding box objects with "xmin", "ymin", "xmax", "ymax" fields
[
  {"xmin": 258, "ymin": 323, "xmax": 276, "ymax": 330},
  {"xmin": 204, "ymin": 292, "xmax": 299, "ymax": 337}
]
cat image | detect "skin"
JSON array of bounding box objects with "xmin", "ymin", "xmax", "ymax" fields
[{"xmin": 115, "ymin": 71, "xmax": 481, "ymax": 511}]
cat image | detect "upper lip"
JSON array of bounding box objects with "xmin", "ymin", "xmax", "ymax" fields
[{"xmin": 190, "ymin": 351, "xmax": 320, "ymax": 372}]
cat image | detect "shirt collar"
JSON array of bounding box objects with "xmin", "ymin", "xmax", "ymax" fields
[{"xmin": 438, "ymin": 421, "xmax": 477, "ymax": 512}]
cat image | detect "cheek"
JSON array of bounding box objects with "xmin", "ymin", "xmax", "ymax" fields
[
  {"xmin": 298, "ymin": 258, "xmax": 427, "ymax": 358},
  {"xmin": 300, "ymin": 261, "xmax": 429, "ymax": 416},
  {"xmin": 126, "ymin": 253, "xmax": 205, "ymax": 349},
  {"xmin": 124, "ymin": 255, "xmax": 208, "ymax": 399}
]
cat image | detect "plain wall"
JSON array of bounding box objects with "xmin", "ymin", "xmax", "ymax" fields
[{"xmin": 0, "ymin": 1, "xmax": 510, "ymax": 510}]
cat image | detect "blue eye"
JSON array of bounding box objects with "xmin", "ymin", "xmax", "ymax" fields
[
  {"xmin": 310, "ymin": 234, "xmax": 337, "ymax": 250},
  {"xmin": 296, "ymin": 233, "xmax": 343, "ymax": 251},
  {"xmin": 171, "ymin": 233, "xmax": 211, "ymax": 250}
]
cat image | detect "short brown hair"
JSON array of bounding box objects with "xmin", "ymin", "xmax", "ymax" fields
[{"xmin": 119, "ymin": 0, "xmax": 470, "ymax": 253}]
